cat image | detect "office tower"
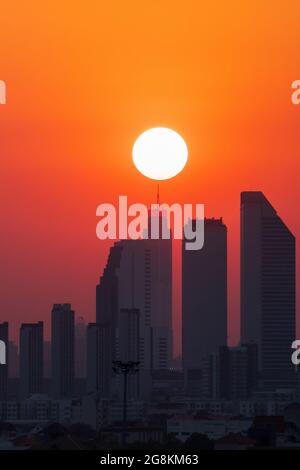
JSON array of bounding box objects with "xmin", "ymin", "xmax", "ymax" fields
[
  {"xmin": 201, "ymin": 354, "xmax": 219, "ymax": 399},
  {"xmin": 20, "ymin": 322, "xmax": 43, "ymax": 399},
  {"xmin": 96, "ymin": 243, "xmax": 122, "ymax": 326},
  {"xmin": 118, "ymin": 237, "xmax": 172, "ymax": 394},
  {"xmin": 120, "ymin": 228, "xmax": 172, "ymax": 353},
  {"xmin": 96, "ymin": 219, "xmax": 173, "ymax": 399},
  {"xmin": 96, "ymin": 243, "xmax": 122, "ymax": 352},
  {"xmin": 219, "ymin": 344, "xmax": 258, "ymax": 400},
  {"xmin": 241, "ymin": 192, "xmax": 295, "ymax": 390},
  {"xmin": 87, "ymin": 323, "xmax": 111, "ymax": 396},
  {"xmin": 182, "ymin": 218, "xmax": 227, "ymax": 395},
  {"xmin": 151, "ymin": 327, "xmax": 170, "ymax": 370},
  {"xmin": 75, "ymin": 316, "xmax": 86, "ymax": 379},
  {"xmin": 51, "ymin": 303, "xmax": 74, "ymax": 398},
  {"xmin": 96, "ymin": 243, "xmax": 123, "ymax": 397},
  {"xmin": 8, "ymin": 341, "xmax": 18, "ymax": 378},
  {"xmin": 0, "ymin": 322, "xmax": 8, "ymax": 400}
]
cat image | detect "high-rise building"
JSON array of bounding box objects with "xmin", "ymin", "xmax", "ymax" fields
[
  {"xmin": 87, "ymin": 322, "xmax": 111, "ymax": 397},
  {"xmin": 96, "ymin": 243, "xmax": 123, "ymax": 397},
  {"xmin": 8, "ymin": 341, "xmax": 18, "ymax": 378},
  {"xmin": 182, "ymin": 218, "xmax": 227, "ymax": 395},
  {"xmin": 240, "ymin": 191, "xmax": 296, "ymax": 391},
  {"xmin": 51, "ymin": 303, "xmax": 74, "ymax": 398},
  {"xmin": 0, "ymin": 322, "xmax": 8, "ymax": 400},
  {"xmin": 20, "ymin": 322, "xmax": 43, "ymax": 399},
  {"xmin": 96, "ymin": 217, "xmax": 173, "ymax": 399},
  {"xmin": 219, "ymin": 344, "xmax": 258, "ymax": 400},
  {"xmin": 96, "ymin": 243, "xmax": 122, "ymax": 326},
  {"xmin": 118, "ymin": 238, "xmax": 172, "ymax": 365},
  {"xmin": 75, "ymin": 316, "xmax": 86, "ymax": 379},
  {"xmin": 201, "ymin": 354, "xmax": 219, "ymax": 399}
]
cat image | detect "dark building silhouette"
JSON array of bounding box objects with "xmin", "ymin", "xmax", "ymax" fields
[
  {"xmin": 96, "ymin": 221, "xmax": 172, "ymax": 399},
  {"xmin": 43, "ymin": 341, "xmax": 51, "ymax": 379},
  {"xmin": 96, "ymin": 243, "xmax": 122, "ymax": 326},
  {"xmin": 201, "ymin": 354, "xmax": 219, "ymax": 399},
  {"xmin": 8, "ymin": 340, "xmax": 18, "ymax": 378},
  {"xmin": 241, "ymin": 192, "xmax": 296, "ymax": 391},
  {"xmin": 116, "ymin": 237, "xmax": 172, "ymax": 396},
  {"xmin": 96, "ymin": 243, "xmax": 123, "ymax": 397},
  {"xmin": 0, "ymin": 322, "xmax": 8, "ymax": 400},
  {"xmin": 75, "ymin": 316, "xmax": 86, "ymax": 379},
  {"xmin": 182, "ymin": 218, "xmax": 227, "ymax": 395},
  {"xmin": 219, "ymin": 344, "xmax": 258, "ymax": 400},
  {"xmin": 51, "ymin": 304, "xmax": 74, "ymax": 398},
  {"xmin": 87, "ymin": 322, "xmax": 111, "ymax": 397},
  {"xmin": 20, "ymin": 322, "xmax": 43, "ymax": 399}
]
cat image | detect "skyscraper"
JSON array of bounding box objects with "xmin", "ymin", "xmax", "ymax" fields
[
  {"xmin": 96, "ymin": 219, "xmax": 173, "ymax": 399},
  {"xmin": 0, "ymin": 322, "xmax": 8, "ymax": 400},
  {"xmin": 75, "ymin": 316, "xmax": 86, "ymax": 379},
  {"xmin": 51, "ymin": 303, "xmax": 75, "ymax": 398},
  {"xmin": 20, "ymin": 322, "xmax": 43, "ymax": 399},
  {"xmin": 96, "ymin": 243, "xmax": 122, "ymax": 327},
  {"xmin": 116, "ymin": 236, "xmax": 172, "ymax": 376},
  {"xmin": 182, "ymin": 218, "xmax": 227, "ymax": 395},
  {"xmin": 87, "ymin": 322, "xmax": 111, "ymax": 397},
  {"xmin": 96, "ymin": 243, "xmax": 123, "ymax": 397},
  {"xmin": 219, "ymin": 343, "xmax": 258, "ymax": 400},
  {"xmin": 241, "ymin": 191, "xmax": 296, "ymax": 391}
]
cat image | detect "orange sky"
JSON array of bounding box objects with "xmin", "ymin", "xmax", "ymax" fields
[{"xmin": 1, "ymin": 1, "xmax": 300, "ymax": 354}]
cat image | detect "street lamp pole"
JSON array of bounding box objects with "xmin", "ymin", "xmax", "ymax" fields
[{"xmin": 112, "ymin": 360, "xmax": 140, "ymax": 447}]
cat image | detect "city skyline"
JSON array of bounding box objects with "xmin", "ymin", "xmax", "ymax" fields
[
  {"xmin": 0, "ymin": 190, "xmax": 298, "ymax": 450},
  {"xmin": 1, "ymin": 190, "xmax": 297, "ymax": 353},
  {"xmin": 0, "ymin": 191, "xmax": 296, "ymax": 371},
  {"xmin": 1, "ymin": 1, "xmax": 300, "ymax": 454}
]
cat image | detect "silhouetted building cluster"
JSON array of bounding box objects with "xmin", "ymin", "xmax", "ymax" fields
[{"xmin": 0, "ymin": 191, "xmax": 297, "ymax": 445}]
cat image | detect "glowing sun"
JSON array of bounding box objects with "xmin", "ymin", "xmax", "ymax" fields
[{"xmin": 132, "ymin": 127, "xmax": 188, "ymax": 180}]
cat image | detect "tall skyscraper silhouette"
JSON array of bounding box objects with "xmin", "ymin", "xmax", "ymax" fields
[
  {"xmin": 219, "ymin": 343, "xmax": 258, "ymax": 400},
  {"xmin": 75, "ymin": 316, "xmax": 87, "ymax": 379},
  {"xmin": 51, "ymin": 303, "xmax": 74, "ymax": 398},
  {"xmin": 0, "ymin": 322, "xmax": 8, "ymax": 400},
  {"xmin": 116, "ymin": 237, "xmax": 172, "ymax": 379},
  {"xmin": 87, "ymin": 322, "xmax": 111, "ymax": 396},
  {"xmin": 241, "ymin": 191, "xmax": 296, "ymax": 391},
  {"xmin": 96, "ymin": 215, "xmax": 173, "ymax": 399},
  {"xmin": 20, "ymin": 322, "xmax": 43, "ymax": 399},
  {"xmin": 182, "ymin": 218, "xmax": 227, "ymax": 395},
  {"xmin": 96, "ymin": 243, "xmax": 123, "ymax": 397}
]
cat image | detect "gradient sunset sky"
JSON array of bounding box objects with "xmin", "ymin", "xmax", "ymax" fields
[{"xmin": 1, "ymin": 1, "xmax": 300, "ymax": 353}]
